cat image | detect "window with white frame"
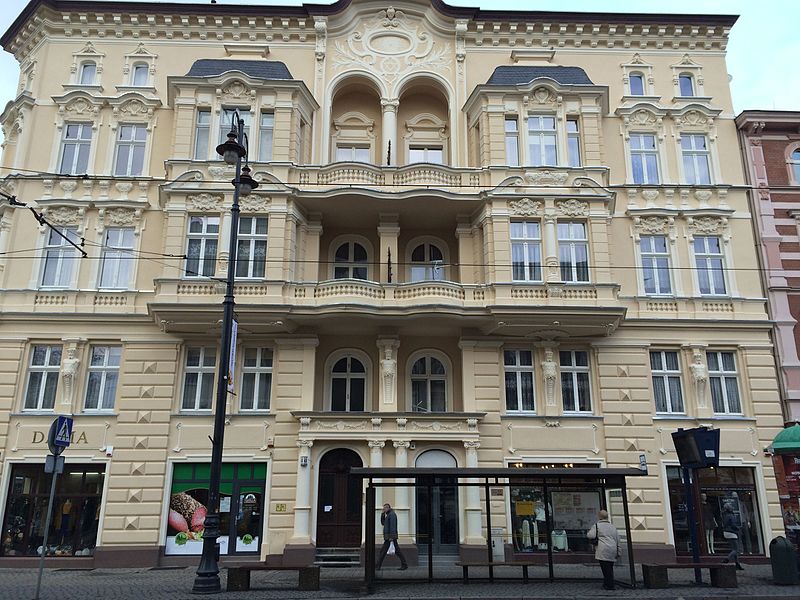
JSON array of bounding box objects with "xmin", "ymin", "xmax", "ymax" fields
[
  {"xmin": 678, "ymin": 74, "xmax": 695, "ymax": 96},
  {"xmin": 505, "ymin": 117, "xmax": 520, "ymax": 166},
  {"xmin": 194, "ymin": 109, "xmax": 211, "ymax": 160},
  {"xmin": 558, "ymin": 222, "xmax": 589, "ymax": 283},
  {"xmin": 99, "ymin": 227, "xmax": 134, "ymax": 289},
  {"xmin": 629, "ymin": 72, "xmax": 645, "ymax": 96},
  {"xmin": 235, "ymin": 216, "xmax": 268, "ymax": 279},
  {"xmin": 218, "ymin": 108, "xmax": 251, "ymax": 147},
  {"xmin": 41, "ymin": 227, "xmax": 79, "ymax": 288},
  {"xmin": 511, "ymin": 221, "xmax": 542, "ymax": 282},
  {"xmin": 23, "ymin": 345, "xmax": 62, "ymax": 411},
  {"xmin": 185, "ymin": 216, "xmax": 219, "ymax": 278},
  {"xmin": 694, "ymin": 235, "xmax": 726, "ymax": 295},
  {"xmin": 791, "ymin": 149, "xmax": 800, "ymax": 183},
  {"xmin": 84, "ymin": 345, "xmax": 121, "ymax": 411},
  {"xmin": 79, "ymin": 62, "xmax": 96, "ymax": 85},
  {"xmin": 333, "ymin": 241, "xmax": 368, "ymax": 279},
  {"xmin": 567, "ymin": 118, "xmax": 581, "ymax": 167},
  {"xmin": 681, "ymin": 134, "xmax": 711, "ymax": 184},
  {"xmin": 330, "ymin": 355, "xmax": 366, "ymax": 412},
  {"xmin": 131, "ymin": 63, "xmax": 149, "ymax": 87},
  {"xmin": 113, "ymin": 124, "xmax": 147, "ymax": 176},
  {"xmin": 504, "ymin": 349, "xmax": 535, "ymax": 412},
  {"xmin": 410, "ymin": 242, "xmax": 444, "ymax": 282},
  {"xmin": 411, "ymin": 355, "xmax": 447, "ymax": 412},
  {"xmin": 560, "ymin": 350, "xmax": 591, "ymax": 413},
  {"xmin": 527, "ymin": 115, "xmax": 557, "ymax": 166},
  {"xmin": 59, "ymin": 123, "xmax": 92, "ymax": 175},
  {"xmin": 335, "ymin": 145, "xmax": 370, "ymax": 163},
  {"xmin": 650, "ymin": 350, "xmax": 684, "ymax": 414},
  {"xmin": 182, "ymin": 346, "xmax": 216, "ymax": 411},
  {"xmin": 409, "ymin": 146, "xmax": 444, "ymax": 165},
  {"xmin": 258, "ymin": 112, "xmax": 274, "ymax": 162},
  {"xmin": 708, "ymin": 351, "xmax": 742, "ymax": 414},
  {"xmin": 640, "ymin": 235, "xmax": 672, "ymax": 295},
  {"xmin": 629, "ymin": 133, "xmax": 660, "ymax": 184},
  {"xmin": 240, "ymin": 348, "xmax": 272, "ymax": 411}
]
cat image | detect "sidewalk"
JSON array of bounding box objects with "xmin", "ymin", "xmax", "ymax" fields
[{"xmin": 4, "ymin": 563, "xmax": 798, "ymax": 600}]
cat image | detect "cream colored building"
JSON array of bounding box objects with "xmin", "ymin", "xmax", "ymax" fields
[{"xmin": 0, "ymin": 0, "xmax": 785, "ymax": 567}]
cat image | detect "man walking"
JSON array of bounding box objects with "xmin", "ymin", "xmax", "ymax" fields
[
  {"xmin": 587, "ymin": 510, "xmax": 621, "ymax": 590},
  {"xmin": 376, "ymin": 503, "xmax": 408, "ymax": 570}
]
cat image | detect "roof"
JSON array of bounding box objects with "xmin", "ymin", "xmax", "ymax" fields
[
  {"xmin": 487, "ymin": 66, "xmax": 594, "ymax": 86},
  {"xmin": 351, "ymin": 467, "xmax": 647, "ymax": 481},
  {"xmin": 185, "ymin": 59, "xmax": 292, "ymax": 80},
  {"xmin": 773, "ymin": 424, "xmax": 800, "ymax": 454}
]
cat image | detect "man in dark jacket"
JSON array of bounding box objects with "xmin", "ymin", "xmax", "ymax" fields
[{"xmin": 376, "ymin": 503, "xmax": 408, "ymax": 570}]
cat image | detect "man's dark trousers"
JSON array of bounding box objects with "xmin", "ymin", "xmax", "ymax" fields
[{"xmin": 599, "ymin": 560, "xmax": 615, "ymax": 589}]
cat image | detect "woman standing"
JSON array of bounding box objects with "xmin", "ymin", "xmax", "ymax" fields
[
  {"xmin": 587, "ymin": 510, "xmax": 621, "ymax": 590},
  {"xmin": 722, "ymin": 505, "xmax": 744, "ymax": 570}
]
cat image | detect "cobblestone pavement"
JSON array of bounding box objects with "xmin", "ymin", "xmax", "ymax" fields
[{"xmin": 2, "ymin": 563, "xmax": 798, "ymax": 600}]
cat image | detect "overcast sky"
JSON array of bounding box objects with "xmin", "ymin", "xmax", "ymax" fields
[{"xmin": 1, "ymin": 0, "xmax": 798, "ymax": 117}]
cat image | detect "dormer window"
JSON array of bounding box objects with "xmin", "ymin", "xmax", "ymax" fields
[
  {"xmin": 131, "ymin": 63, "xmax": 148, "ymax": 87},
  {"xmin": 679, "ymin": 74, "xmax": 695, "ymax": 97},
  {"xmin": 79, "ymin": 62, "xmax": 96, "ymax": 85},
  {"xmin": 629, "ymin": 73, "xmax": 645, "ymax": 96}
]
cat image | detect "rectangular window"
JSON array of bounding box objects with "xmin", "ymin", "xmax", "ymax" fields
[
  {"xmin": 558, "ymin": 222, "xmax": 589, "ymax": 283},
  {"xmin": 185, "ymin": 216, "xmax": 219, "ymax": 278},
  {"xmin": 708, "ymin": 351, "xmax": 742, "ymax": 414},
  {"xmin": 640, "ymin": 235, "xmax": 672, "ymax": 295},
  {"xmin": 560, "ymin": 350, "xmax": 591, "ymax": 413},
  {"xmin": 132, "ymin": 64, "xmax": 149, "ymax": 87},
  {"xmin": 182, "ymin": 346, "xmax": 216, "ymax": 411},
  {"xmin": 409, "ymin": 146, "xmax": 444, "ymax": 164},
  {"xmin": 650, "ymin": 350, "xmax": 684, "ymax": 414},
  {"xmin": 113, "ymin": 123, "xmax": 147, "ymax": 176},
  {"xmin": 99, "ymin": 227, "xmax": 135, "ymax": 289},
  {"xmin": 235, "ymin": 216, "xmax": 268, "ymax": 279},
  {"xmin": 79, "ymin": 63, "xmax": 96, "ymax": 85},
  {"xmin": 567, "ymin": 118, "xmax": 581, "ymax": 167},
  {"xmin": 24, "ymin": 345, "xmax": 62, "ymax": 411},
  {"xmin": 258, "ymin": 112, "xmax": 274, "ymax": 162},
  {"xmin": 240, "ymin": 348, "xmax": 272, "ymax": 411},
  {"xmin": 681, "ymin": 134, "xmax": 711, "ymax": 184},
  {"xmin": 194, "ymin": 109, "xmax": 211, "ymax": 160},
  {"xmin": 510, "ymin": 221, "xmax": 542, "ymax": 282},
  {"xmin": 694, "ymin": 235, "xmax": 726, "ymax": 295},
  {"xmin": 679, "ymin": 74, "xmax": 695, "ymax": 97},
  {"xmin": 336, "ymin": 145, "xmax": 370, "ymax": 162},
  {"xmin": 527, "ymin": 115, "xmax": 557, "ymax": 166},
  {"xmin": 218, "ymin": 108, "xmax": 252, "ymax": 147},
  {"xmin": 504, "ymin": 349, "xmax": 535, "ymax": 412},
  {"xmin": 84, "ymin": 345, "xmax": 121, "ymax": 411},
  {"xmin": 505, "ymin": 117, "xmax": 519, "ymax": 167},
  {"xmin": 41, "ymin": 227, "xmax": 79, "ymax": 288},
  {"xmin": 59, "ymin": 122, "xmax": 92, "ymax": 175},
  {"xmin": 630, "ymin": 133, "xmax": 660, "ymax": 184},
  {"xmin": 629, "ymin": 73, "xmax": 645, "ymax": 96}
]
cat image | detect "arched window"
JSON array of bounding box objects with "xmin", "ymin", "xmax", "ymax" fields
[
  {"xmin": 790, "ymin": 148, "xmax": 800, "ymax": 184},
  {"xmin": 132, "ymin": 63, "xmax": 149, "ymax": 87},
  {"xmin": 410, "ymin": 242, "xmax": 444, "ymax": 282},
  {"xmin": 330, "ymin": 355, "xmax": 366, "ymax": 412},
  {"xmin": 79, "ymin": 62, "xmax": 96, "ymax": 85},
  {"xmin": 333, "ymin": 241, "xmax": 368, "ymax": 280},
  {"xmin": 678, "ymin": 74, "xmax": 695, "ymax": 96},
  {"xmin": 629, "ymin": 72, "xmax": 645, "ymax": 96},
  {"xmin": 410, "ymin": 355, "xmax": 447, "ymax": 412}
]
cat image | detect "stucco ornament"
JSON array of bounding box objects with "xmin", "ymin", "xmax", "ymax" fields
[
  {"xmin": 380, "ymin": 346, "xmax": 396, "ymax": 406},
  {"xmin": 625, "ymin": 109, "xmax": 658, "ymax": 128},
  {"xmin": 105, "ymin": 208, "xmax": 137, "ymax": 227},
  {"xmin": 509, "ymin": 198, "xmax": 541, "ymax": 217},
  {"xmin": 45, "ymin": 206, "xmax": 83, "ymax": 226},
  {"xmin": 523, "ymin": 170, "xmax": 569, "ymax": 186},
  {"xmin": 687, "ymin": 216, "xmax": 726, "ymax": 239},
  {"xmin": 690, "ymin": 350, "xmax": 708, "ymax": 408},
  {"xmin": 541, "ymin": 347, "xmax": 558, "ymax": 407},
  {"xmin": 61, "ymin": 347, "xmax": 80, "ymax": 407},
  {"xmin": 220, "ymin": 80, "xmax": 255, "ymax": 103},
  {"xmin": 331, "ymin": 7, "xmax": 451, "ymax": 94},
  {"xmin": 115, "ymin": 98, "xmax": 152, "ymax": 120},
  {"xmin": 633, "ymin": 216, "xmax": 669, "ymax": 236},
  {"xmin": 239, "ymin": 196, "xmax": 270, "ymax": 213},
  {"xmin": 188, "ymin": 193, "xmax": 223, "ymax": 212},
  {"xmin": 556, "ymin": 199, "xmax": 589, "ymax": 217}
]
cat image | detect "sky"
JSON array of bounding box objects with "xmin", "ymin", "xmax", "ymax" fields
[{"xmin": 0, "ymin": 0, "xmax": 799, "ymax": 117}]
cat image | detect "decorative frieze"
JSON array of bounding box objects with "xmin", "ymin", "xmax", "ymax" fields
[{"xmin": 187, "ymin": 193, "xmax": 224, "ymax": 212}]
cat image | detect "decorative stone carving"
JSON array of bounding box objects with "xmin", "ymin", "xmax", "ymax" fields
[
  {"xmin": 239, "ymin": 196, "xmax": 270, "ymax": 213},
  {"xmin": 509, "ymin": 198, "xmax": 541, "ymax": 217},
  {"xmin": 625, "ymin": 109, "xmax": 659, "ymax": 128},
  {"xmin": 62, "ymin": 97, "xmax": 101, "ymax": 117},
  {"xmin": 687, "ymin": 216, "xmax": 727, "ymax": 240},
  {"xmin": 641, "ymin": 189, "xmax": 659, "ymax": 204},
  {"xmin": 45, "ymin": 206, "xmax": 83, "ymax": 227},
  {"xmin": 316, "ymin": 420, "xmax": 367, "ymax": 431},
  {"xmin": 694, "ymin": 190, "xmax": 713, "ymax": 207},
  {"xmin": 208, "ymin": 166, "xmax": 228, "ymax": 180},
  {"xmin": 220, "ymin": 80, "xmax": 255, "ymax": 102},
  {"xmin": 367, "ymin": 439, "xmax": 385, "ymax": 449},
  {"xmin": 463, "ymin": 440, "xmax": 481, "ymax": 449},
  {"xmin": 632, "ymin": 216, "xmax": 673, "ymax": 241},
  {"xmin": 523, "ymin": 170, "xmax": 569, "ymax": 186},
  {"xmin": 314, "ymin": 17, "xmax": 327, "ymax": 62},
  {"xmin": 410, "ymin": 421, "xmax": 461, "ymax": 432},
  {"xmin": 541, "ymin": 347, "xmax": 558, "ymax": 407},
  {"xmin": 114, "ymin": 98, "xmax": 153, "ymax": 120},
  {"xmin": 60, "ymin": 347, "xmax": 80, "ymax": 407},
  {"xmin": 59, "ymin": 181, "xmax": 78, "ymax": 199},
  {"xmin": 689, "ymin": 350, "xmax": 708, "ymax": 408},
  {"xmin": 556, "ymin": 199, "xmax": 589, "ymax": 217},
  {"xmin": 188, "ymin": 193, "xmax": 223, "ymax": 212}
]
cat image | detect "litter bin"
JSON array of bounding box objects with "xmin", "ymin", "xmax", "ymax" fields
[{"xmin": 769, "ymin": 536, "xmax": 799, "ymax": 585}]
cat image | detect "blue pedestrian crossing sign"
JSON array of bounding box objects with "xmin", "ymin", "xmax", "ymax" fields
[{"xmin": 48, "ymin": 416, "xmax": 73, "ymax": 455}]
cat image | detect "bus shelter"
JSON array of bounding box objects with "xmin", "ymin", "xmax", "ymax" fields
[{"xmin": 351, "ymin": 466, "xmax": 647, "ymax": 589}]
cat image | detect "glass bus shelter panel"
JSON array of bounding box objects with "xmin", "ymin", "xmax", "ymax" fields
[{"xmin": 608, "ymin": 486, "xmax": 634, "ymax": 587}]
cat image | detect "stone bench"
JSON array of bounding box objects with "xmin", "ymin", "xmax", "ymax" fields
[
  {"xmin": 225, "ymin": 564, "xmax": 321, "ymax": 592},
  {"xmin": 455, "ymin": 560, "xmax": 536, "ymax": 583},
  {"xmin": 641, "ymin": 562, "xmax": 737, "ymax": 589}
]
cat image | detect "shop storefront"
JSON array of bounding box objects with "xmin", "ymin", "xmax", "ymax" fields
[
  {"xmin": 1, "ymin": 463, "xmax": 105, "ymax": 558},
  {"xmin": 772, "ymin": 424, "xmax": 800, "ymax": 546},
  {"xmin": 666, "ymin": 466, "xmax": 765, "ymax": 556},
  {"xmin": 165, "ymin": 462, "xmax": 266, "ymax": 556}
]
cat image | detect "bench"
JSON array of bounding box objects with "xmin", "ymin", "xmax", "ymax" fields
[
  {"xmin": 641, "ymin": 563, "xmax": 737, "ymax": 589},
  {"xmin": 455, "ymin": 560, "xmax": 535, "ymax": 583},
  {"xmin": 225, "ymin": 564, "xmax": 320, "ymax": 592}
]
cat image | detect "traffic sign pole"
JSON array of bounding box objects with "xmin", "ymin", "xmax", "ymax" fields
[{"xmin": 33, "ymin": 464, "xmax": 59, "ymax": 600}]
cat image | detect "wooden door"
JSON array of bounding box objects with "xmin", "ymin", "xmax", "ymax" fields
[{"xmin": 316, "ymin": 449, "xmax": 363, "ymax": 548}]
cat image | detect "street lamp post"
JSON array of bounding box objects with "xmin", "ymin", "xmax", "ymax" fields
[{"xmin": 193, "ymin": 111, "xmax": 258, "ymax": 594}]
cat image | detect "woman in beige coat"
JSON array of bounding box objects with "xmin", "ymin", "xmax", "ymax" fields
[{"xmin": 587, "ymin": 510, "xmax": 621, "ymax": 590}]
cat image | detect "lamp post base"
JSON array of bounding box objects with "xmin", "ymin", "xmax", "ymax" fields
[{"xmin": 192, "ymin": 521, "xmax": 222, "ymax": 594}]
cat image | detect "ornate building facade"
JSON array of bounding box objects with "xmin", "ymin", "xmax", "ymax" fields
[{"xmin": 0, "ymin": 0, "xmax": 785, "ymax": 567}]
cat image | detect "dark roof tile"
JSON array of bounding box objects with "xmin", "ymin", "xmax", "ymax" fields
[
  {"xmin": 487, "ymin": 66, "xmax": 594, "ymax": 86},
  {"xmin": 185, "ymin": 59, "xmax": 293, "ymax": 80}
]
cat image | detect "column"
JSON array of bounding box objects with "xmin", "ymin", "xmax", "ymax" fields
[
  {"xmin": 455, "ymin": 220, "xmax": 474, "ymax": 284},
  {"xmin": 377, "ymin": 215, "xmax": 400, "ymax": 283},
  {"xmin": 265, "ymin": 207, "xmax": 288, "ymax": 280},
  {"xmin": 303, "ymin": 215, "xmax": 322, "ymax": 282},
  {"xmin": 463, "ymin": 440, "xmax": 483, "ymax": 545},
  {"xmin": 290, "ymin": 439, "xmax": 314, "ymax": 543},
  {"xmin": 380, "ymin": 97, "xmax": 399, "ymax": 166},
  {"xmin": 392, "ymin": 440, "xmax": 411, "ymax": 543},
  {"xmin": 376, "ymin": 337, "xmax": 400, "ymax": 411},
  {"xmin": 368, "ymin": 439, "xmax": 385, "ymax": 546},
  {"xmin": 543, "ymin": 213, "xmax": 559, "ymax": 283}
]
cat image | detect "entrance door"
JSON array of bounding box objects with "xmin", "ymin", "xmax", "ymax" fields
[
  {"xmin": 415, "ymin": 449, "xmax": 459, "ymax": 556},
  {"xmin": 316, "ymin": 449, "xmax": 363, "ymax": 548},
  {"xmin": 229, "ymin": 483, "xmax": 264, "ymax": 554}
]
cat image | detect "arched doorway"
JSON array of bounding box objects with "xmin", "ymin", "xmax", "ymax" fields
[
  {"xmin": 316, "ymin": 448, "xmax": 363, "ymax": 548},
  {"xmin": 415, "ymin": 449, "xmax": 459, "ymax": 556}
]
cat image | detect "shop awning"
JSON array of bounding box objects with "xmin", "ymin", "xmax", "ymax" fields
[{"xmin": 773, "ymin": 424, "xmax": 800, "ymax": 453}]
